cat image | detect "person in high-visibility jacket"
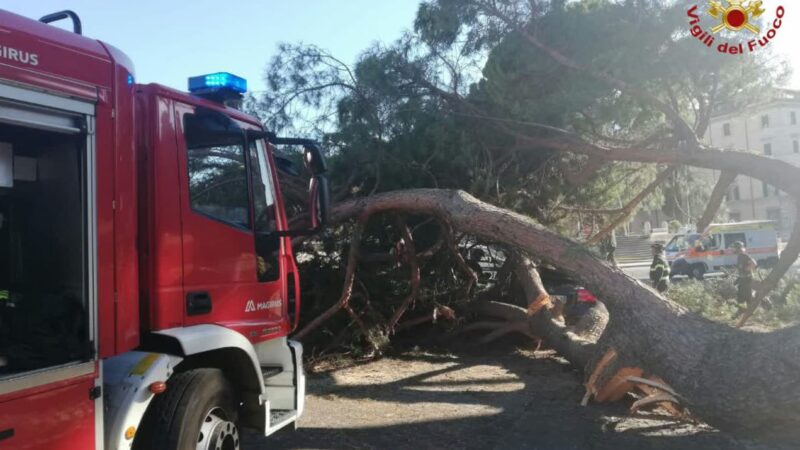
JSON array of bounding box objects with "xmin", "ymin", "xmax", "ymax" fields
[{"xmin": 649, "ymin": 243, "xmax": 670, "ymax": 293}]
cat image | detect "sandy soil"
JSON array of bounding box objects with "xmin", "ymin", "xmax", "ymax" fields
[{"xmin": 245, "ymin": 344, "xmax": 785, "ymax": 450}]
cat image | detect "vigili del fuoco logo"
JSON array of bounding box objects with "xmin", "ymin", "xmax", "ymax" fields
[{"xmin": 687, "ymin": 1, "xmax": 785, "ymax": 54}]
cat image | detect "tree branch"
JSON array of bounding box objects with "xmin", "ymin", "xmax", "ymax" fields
[
  {"xmin": 387, "ymin": 217, "xmax": 421, "ymax": 332},
  {"xmin": 586, "ymin": 166, "xmax": 675, "ymax": 245},
  {"xmin": 294, "ymin": 216, "xmax": 367, "ymax": 340},
  {"xmin": 697, "ymin": 171, "xmax": 737, "ymax": 231}
]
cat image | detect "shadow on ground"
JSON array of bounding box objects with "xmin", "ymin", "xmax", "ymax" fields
[{"xmin": 244, "ymin": 342, "xmax": 782, "ymax": 450}]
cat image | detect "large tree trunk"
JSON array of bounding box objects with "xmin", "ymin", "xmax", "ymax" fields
[{"xmin": 328, "ymin": 188, "xmax": 800, "ymax": 441}]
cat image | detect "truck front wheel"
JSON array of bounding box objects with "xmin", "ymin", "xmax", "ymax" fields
[{"xmin": 134, "ymin": 368, "xmax": 240, "ymax": 450}]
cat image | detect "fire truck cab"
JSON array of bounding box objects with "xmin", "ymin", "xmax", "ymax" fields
[{"xmin": 0, "ymin": 9, "xmax": 328, "ymax": 450}]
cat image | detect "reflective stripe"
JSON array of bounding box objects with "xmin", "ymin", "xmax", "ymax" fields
[
  {"xmin": 651, "ymin": 259, "xmax": 670, "ymax": 283},
  {"xmin": 0, "ymin": 290, "xmax": 8, "ymax": 300}
]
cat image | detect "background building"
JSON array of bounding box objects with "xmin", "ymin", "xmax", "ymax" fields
[{"xmin": 706, "ymin": 89, "xmax": 800, "ymax": 238}]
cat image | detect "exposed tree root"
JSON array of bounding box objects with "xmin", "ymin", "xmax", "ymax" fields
[
  {"xmin": 443, "ymin": 221, "xmax": 479, "ymax": 296},
  {"xmin": 387, "ymin": 217, "xmax": 421, "ymax": 332},
  {"xmin": 295, "ymin": 217, "xmax": 366, "ymax": 340}
]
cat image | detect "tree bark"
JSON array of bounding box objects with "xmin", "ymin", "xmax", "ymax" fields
[
  {"xmin": 328, "ymin": 188, "xmax": 800, "ymax": 440},
  {"xmin": 697, "ymin": 171, "xmax": 737, "ymax": 231}
]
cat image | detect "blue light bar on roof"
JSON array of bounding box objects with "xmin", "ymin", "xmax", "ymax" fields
[{"xmin": 188, "ymin": 72, "xmax": 247, "ymax": 94}]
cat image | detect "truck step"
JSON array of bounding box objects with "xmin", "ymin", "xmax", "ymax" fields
[
  {"xmin": 267, "ymin": 409, "xmax": 297, "ymax": 435},
  {"xmin": 261, "ymin": 365, "xmax": 283, "ymax": 379}
]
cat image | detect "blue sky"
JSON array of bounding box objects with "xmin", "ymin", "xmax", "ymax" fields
[
  {"xmin": 3, "ymin": 1, "xmax": 421, "ymax": 92},
  {"xmin": 3, "ymin": 1, "xmax": 798, "ymax": 91}
]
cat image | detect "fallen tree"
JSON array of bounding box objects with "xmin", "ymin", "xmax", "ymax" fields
[
  {"xmin": 324, "ymin": 188, "xmax": 800, "ymax": 441},
  {"xmin": 261, "ymin": 1, "xmax": 800, "ymax": 439}
]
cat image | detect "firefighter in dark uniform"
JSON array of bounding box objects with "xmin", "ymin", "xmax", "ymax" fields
[
  {"xmin": 649, "ymin": 243, "xmax": 670, "ymax": 293},
  {"xmin": 733, "ymin": 241, "xmax": 757, "ymax": 306}
]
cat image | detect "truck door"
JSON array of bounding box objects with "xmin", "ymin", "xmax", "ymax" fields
[
  {"xmin": 0, "ymin": 85, "xmax": 99, "ymax": 449},
  {"xmin": 175, "ymin": 105, "xmax": 288, "ymax": 340}
]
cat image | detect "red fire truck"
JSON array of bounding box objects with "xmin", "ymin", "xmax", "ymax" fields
[{"xmin": 0, "ymin": 9, "xmax": 330, "ymax": 450}]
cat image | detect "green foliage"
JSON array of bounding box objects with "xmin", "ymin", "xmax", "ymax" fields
[
  {"xmin": 254, "ymin": 1, "xmax": 788, "ymax": 219},
  {"xmin": 249, "ymin": 0, "xmax": 793, "ymax": 349},
  {"xmin": 660, "ymin": 167, "xmax": 714, "ymax": 225},
  {"xmin": 668, "ymin": 279, "xmax": 739, "ymax": 323},
  {"xmin": 668, "ymin": 273, "xmax": 800, "ymax": 329}
]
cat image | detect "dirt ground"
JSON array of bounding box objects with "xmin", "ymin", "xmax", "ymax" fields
[{"xmin": 245, "ymin": 343, "xmax": 786, "ymax": 450}]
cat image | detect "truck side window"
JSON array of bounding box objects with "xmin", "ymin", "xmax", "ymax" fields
[
  {"xmin": 725, "ymin": 233, "xmax": 746, "ymax": 248},
  {"xmin": 184, "ymin": 114, "xmax": 250, "ymax": 229},
  {"xmin": 701, "ymin": 235, "xmax": 720, "ymax": 251},
  {"xmin": 667, "ymin": 236, "xmax": 685, "ymax": 252},
  {"xmin": 249, "ymin": 139, "xmax": 280, "ymax": 282}
]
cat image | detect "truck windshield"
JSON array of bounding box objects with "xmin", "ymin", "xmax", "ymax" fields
[{"xmin": 0, "ymin": 121, "xmax": 90, "ymax": 376}]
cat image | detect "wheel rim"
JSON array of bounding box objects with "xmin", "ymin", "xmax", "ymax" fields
[{"xmin": 197, "ymin": 407, "xmax": 239, "ymax": 450}]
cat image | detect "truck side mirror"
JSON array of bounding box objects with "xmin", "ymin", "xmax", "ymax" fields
[
  {"xmin": 301, "ymin": 142, "xmax": 327, "ymax": 176},
  {"xmin": 301, "ymin": 143, "xmax": 330, "ymax": 230},
  {"xmin": 260, "ymin": 132, "xmax": 331, "ymax": 236},
  {"xmin": 309, "ymin": 175, "xmax": 330, "ymax": 230}
]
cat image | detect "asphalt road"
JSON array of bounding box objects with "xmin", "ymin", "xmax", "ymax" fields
[
  {"xmin": 621, "ymin": 258, "xmax": 800, "ymax": 283},
  {"xmin": 251, "ymin": 347, "xmax": 779, "ymax": 450},
  {"xmin": 621, "ymin": 263, "xmax": 651, "ymax": 282},
  {"xmin": 621, "ymin": 261, "xmax": 732, "ymax": 283}
]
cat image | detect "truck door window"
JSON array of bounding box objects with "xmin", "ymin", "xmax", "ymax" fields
[
  {"xmin": 0, "ymin": 121, "xmax": 90, "ymax": 377},
  {"xmin": 701, "ymin": 235, "xmax": 720, "ymax": 251},
  {"xmin": 248, "ymin": 139, "xmax": 280, "ymax": 282},
  {"xmin": 184, "ymin": 113, "xmax": 250, "ymax": 229},
  {"xmin": 666, "ymin": 236, "xmax": 685, "ymax": 252},
  {"xmin": 724, "ymin": 233, "xmax": 747, "ymax": 248}
]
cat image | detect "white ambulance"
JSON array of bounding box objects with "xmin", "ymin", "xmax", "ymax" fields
[{"xmin": 667, "ymin": 221, "xmax": 780, "ymax": 279}]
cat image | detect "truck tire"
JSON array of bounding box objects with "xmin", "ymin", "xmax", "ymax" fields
[
  {"xmin": 134, "ymin": 368, "xmax": 240, "ymax": 450},
  {"xmin": 691, "ymin": 264, "xmax": 706, "ymax": 281},
  {"xmin": 670, "ymin": 259, "xmax": 688, "ymax": 279}
]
